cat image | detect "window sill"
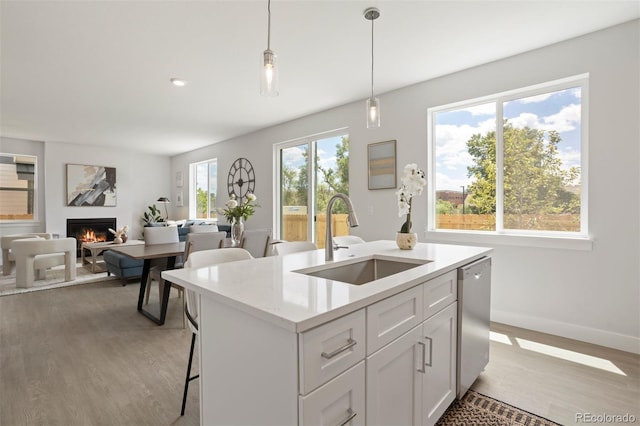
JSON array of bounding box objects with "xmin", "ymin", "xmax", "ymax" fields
[{"xmin": 424, "ymin": 230, "xmax": 593, "ymax": 251}]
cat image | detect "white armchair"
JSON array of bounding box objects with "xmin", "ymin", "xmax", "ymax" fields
[
  {"xmin": 1, "ymin": 233, "xmax": 53, "ymax": 275},
  {"xmin": 12, "ymin": 237, "xmax": 77, "ymax": 288}
]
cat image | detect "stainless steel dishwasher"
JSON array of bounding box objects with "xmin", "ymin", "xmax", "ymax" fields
[{"xmin": 457, "ymin": 256, "xmax": 492, "ymax": 399}]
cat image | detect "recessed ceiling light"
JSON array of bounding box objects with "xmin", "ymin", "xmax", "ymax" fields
[{"xmin": 170, "ymin": 78, "xmax": 186, "ymax": 87}]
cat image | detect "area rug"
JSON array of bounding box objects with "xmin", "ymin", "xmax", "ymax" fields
[
  {"xmin": 0, "ymin": 261, "xmax": 118, "ymax": 296},
  {"xmin": 436, "ymin": 390, "xmax": 562, "ymax": 426}
]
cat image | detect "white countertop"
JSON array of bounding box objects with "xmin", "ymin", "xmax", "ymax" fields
[{"xmin": 162, "ymin": 240, "xmax": 492, "ymax": 333}]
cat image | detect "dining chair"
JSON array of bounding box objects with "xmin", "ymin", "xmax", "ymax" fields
[
  {"xmin": 143, "ymin": 226, "xmax": 182, "ymax": 307},
  {"xmin": 147, "ymin": 230, "xmax": 227, "ymax": 327},
  {"xmin": 333, "ymin": 235, "xmax": 366, "ymax": 246},
  {"xmin": 272, "ymin": 241, "xmax": 318, "ymax": 256},
  {"xmin": 240, "ymin": 228, "xmax": 272, "ymax": 258},
  {"xmin": 189, "ymin": 224, "xmax": 219, "ymax": 233},
  {"xmin": 180, "ymin": 247, "xmax": 253, "ymax": 416}
]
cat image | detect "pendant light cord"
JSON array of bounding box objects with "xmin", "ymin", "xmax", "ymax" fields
[
  {"xmin": 267, "ymin": 0, "xmax": 272, "ymax": 50},
  {"xmin": 370, "ymin": 16, "xmax": 375, "ymax": 99}
]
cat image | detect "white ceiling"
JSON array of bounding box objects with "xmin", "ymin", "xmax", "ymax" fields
[{"xmin": 1, "ymin": 1, "xmax": 638, "ymax": 156}]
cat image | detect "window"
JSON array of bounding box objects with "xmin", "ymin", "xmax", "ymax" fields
[
  {"xmin": 430, "ymin": 76, "xmax": 587, "ymax": 237},
  {"xmin": 0, "ymin": 153, "xmax": 37, "ymax": 221},
  {"xmin": 190, "ymin": 158, "xmax": 217, "ymax": 220},
  {"xmin": 275, "ymin": 131, "xmax": 350, "ymax": 248}
]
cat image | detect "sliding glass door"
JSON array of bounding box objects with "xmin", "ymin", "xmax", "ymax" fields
[{"xmin": 276, "ymin": 131, "xmax": 350, "ymax": 248}]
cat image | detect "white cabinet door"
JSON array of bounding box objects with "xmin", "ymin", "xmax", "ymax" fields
[
  {"xmin": 299, "ymin": 361, "xmax": 365, "ymax": 426},
  {"xmin": 422, "ymin": 302, "xmax": 457, "ymax": 426},
  {"xmin": 366, "ymin": 325, "xmax": 423, "ymax": 426}
]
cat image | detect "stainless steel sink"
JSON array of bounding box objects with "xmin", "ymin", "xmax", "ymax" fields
[{"xmin": 294, "ymin": 255, "xmax": 430, "ymax": 285}]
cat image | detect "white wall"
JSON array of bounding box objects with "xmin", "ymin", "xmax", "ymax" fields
[
  {"xmin": 171, "ymin": 20, "xmax": 639, "ymax": 353},
  {"xmin": 43, "ymin": 142, "xmax": 170, "ymax": 240}
]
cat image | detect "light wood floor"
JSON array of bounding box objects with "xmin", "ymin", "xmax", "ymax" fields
[{"xmin": 1, "ymin": 280, "xmax": 638, "ymax": 426}]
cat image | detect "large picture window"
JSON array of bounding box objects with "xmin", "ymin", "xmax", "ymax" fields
[
  {"xmin": 0, "ymin": 153, "xmax": 37, "ymax": 221},
  {"xmin": 190, "ymin": 158, "xmax": 217, "ymax": 220},
  {"xmin": 429, "ymin": 76, "xmax": 587, "ymax": 237}
]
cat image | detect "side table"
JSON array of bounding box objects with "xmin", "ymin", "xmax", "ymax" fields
[{"xmin": 81, "ymin": 240, "xmax": 144, "ymax": 273}]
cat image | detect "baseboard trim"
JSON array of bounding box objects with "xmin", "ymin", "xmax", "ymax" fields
[{"xmin": 491, "ymin": 310, "xmax": 640, "ymax": 355}]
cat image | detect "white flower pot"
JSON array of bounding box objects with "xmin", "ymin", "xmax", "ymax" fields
[{"xmin": 396, "ymin": 232, "xmax": 417, "ymax": 250}]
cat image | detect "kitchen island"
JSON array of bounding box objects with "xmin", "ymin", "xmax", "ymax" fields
[{"xmin": 163, "ymin": 240, "xmax": 492, "ymax": 426}]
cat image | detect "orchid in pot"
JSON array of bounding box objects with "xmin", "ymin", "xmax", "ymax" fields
[
  {"xmin": 218, "ymin": 194, "xmax": 260, "ymax": 246},
  {"xmin": 395, "ymin": 163, "xmax": 426, "ymax": 249}
]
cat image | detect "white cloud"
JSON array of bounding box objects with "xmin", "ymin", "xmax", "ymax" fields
[
  {"xmin": 510, "ymin": 112, "xmax": 539, "ymax": 129},
  {"xmin": 282, "ymin": 146, "xmax": 306, "ymax": 168},
  {"xmin": 543, "ymin": 103, "xmax": 581, "ymax": 132}
]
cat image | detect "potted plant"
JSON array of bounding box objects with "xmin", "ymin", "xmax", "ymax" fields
[
  {"xmin": 396, "ymin": 163, "xmax": 426, "ymax": 249},
  {"xmin": 142, "ymin": 204, "xmax": 165, "ymax": 226}
]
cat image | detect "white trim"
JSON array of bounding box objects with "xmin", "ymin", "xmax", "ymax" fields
[
  {"xmin": 424, "ymin": 230, "xmax": 593, "ymax": 251},
  {"xmin": 492, "ymin": 309, "xmax": 640, "ymax": 355}
]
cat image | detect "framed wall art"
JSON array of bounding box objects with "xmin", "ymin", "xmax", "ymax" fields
[
  {"xmin": 176, "ymin": 171, "xmax": 183, "ymax": 188},
  {"xmin": 368, "ymin": 140, "xmax": 397, "ymax": 190},
  {"xmin": 66, "ymin": 164, "xmax": 117, "ymax": 206}
]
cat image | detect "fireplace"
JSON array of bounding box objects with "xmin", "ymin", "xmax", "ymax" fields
[{"xmin": 67, "ymin": 218, "xmax": 116, "ymax": 256}]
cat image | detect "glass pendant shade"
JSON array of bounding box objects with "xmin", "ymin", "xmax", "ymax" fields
[
  {"xmin": 366, "ymin": 96, "xmax": 380, "ymax": 128},
  {"xmin": 261, "ymin": 49, "xmax": 279, "ymax": 97}
]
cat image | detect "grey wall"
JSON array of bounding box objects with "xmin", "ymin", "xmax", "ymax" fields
[{"xmin": 170, "ymin": 20, "xmax": 640, "ymax": 353}]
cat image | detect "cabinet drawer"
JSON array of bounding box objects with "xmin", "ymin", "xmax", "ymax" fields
[
  {"xmin": 367, "ymin": 285, "xmax": 423, "ymax": 355},
  {"xmin": 424, "ymin": 270, "xmax": 457, "ymax": 319},
  {"xmin": 299, "ymin": 309, "xmax": 366, "ymax": 394},
  {"xmin": 299, "ymin": 361, "xmax": 365, "ymax": 426}
]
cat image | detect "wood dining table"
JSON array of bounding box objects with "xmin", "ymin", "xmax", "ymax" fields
[{"xmin": 107, "ymin": 241, "xmax": 185, "ymax": 325}]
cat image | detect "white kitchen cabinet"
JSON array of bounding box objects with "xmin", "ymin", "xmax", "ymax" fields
[
  {"xmin": 163, "ymin": 241, "xmax": 491, "ymax": 426},
  {"xmin": 366, "ymin": 324, "xmax": 423, "ymax": 425},
  {"xmin": 422, "ymin": 302, "xmax": 457, "ymax": 426},
  {"xmin": 299, "ymin": 309, "xmax": 366, "ymax": 394},
  {"xmin": 299, "ymin": 361, "xmax": 366, "ymax": 426}
]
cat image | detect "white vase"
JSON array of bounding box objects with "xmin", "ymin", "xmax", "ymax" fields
[
  {"xmin": 231, "ymin": 217, "xmax": 245, "ymax": 247},
  {"xmin": 396, "ymin": 232, "xmax": 417, "ymax": 250}
]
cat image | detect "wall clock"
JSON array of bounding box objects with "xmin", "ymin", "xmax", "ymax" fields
[{"xmin": 227, "ymin": 157, "xmax": 255, "ymax": 200}]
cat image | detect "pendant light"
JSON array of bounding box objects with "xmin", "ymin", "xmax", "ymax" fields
[
  {"xmin": 261, "ymin": 0, "xmax": 279, "ymax": 96},
  {"xmin": 364, "ymin": 7, "xmax": 380, "ymax": 128}
]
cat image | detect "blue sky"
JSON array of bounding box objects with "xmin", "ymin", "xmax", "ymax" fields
[{"xmin": 435, "ymin": 87, "xmax": 582, "ymax": 191}]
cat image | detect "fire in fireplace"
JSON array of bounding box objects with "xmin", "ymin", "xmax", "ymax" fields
[{"xmin": 67, "ymin": 218, "xmax": 117, "ymax": 256}]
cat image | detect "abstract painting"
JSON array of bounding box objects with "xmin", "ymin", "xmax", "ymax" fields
[{"xmin": 66, "ymin": 164, "xmax": 116, "ymax": 206}]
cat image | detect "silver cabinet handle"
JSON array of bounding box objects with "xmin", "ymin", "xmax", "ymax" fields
[
  {"xmin": 339, "ymin": 409, "xmax": 357, "ymax": 426},
  {"xmin": 425, "ymin": 336, "xmax": 433, "ymax": 367},
  {"xmin": 417, "ymin": 341, "xmax": 426, "ymax": 373},
  {"xmin": 321, "ymin": 338, "xmax": 357, "ymax": 360}
]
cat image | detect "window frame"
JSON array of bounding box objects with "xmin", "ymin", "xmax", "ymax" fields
[
  {"xmin": 426, "ymin": 75, "xmax": 592, "ymax": 250},
  {"xmin": 0, "ymin": 152, "xmax": 38, "ymax": 223},
  {"xmin": 189, "ymin": 157, "xmax": 218, "ymax": 221}
]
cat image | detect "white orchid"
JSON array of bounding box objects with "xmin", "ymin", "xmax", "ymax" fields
[{"xmin": 396, "ymin": 164, "xmax": 426, "ymax": 233}]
